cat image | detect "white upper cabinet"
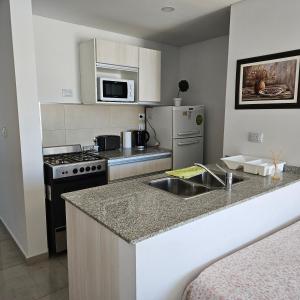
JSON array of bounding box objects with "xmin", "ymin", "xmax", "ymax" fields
[
  {"xmin": 80, "ymin": 39, "xmax": 162, "ymax": 104},
  {"xmin": 96, "ymin": 39, "xmax": 139, "ymax": 68},
  {"xmin": 138, "ymin": 47, "xmax": 161, "ymax": 103}
]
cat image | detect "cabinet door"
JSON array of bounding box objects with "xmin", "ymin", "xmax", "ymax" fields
[
  {"xmin": 109, "ymin": 158, "xmax": 171, "ymax": 181},
  {"xmin": 138, "ymin": 48, "xmax": 161, "ymax": 102},
  {"xmin": 96, "ymin": 39, "xmax": 139, "ymax": 67},
  {"xmin": 172, "ymin": 106, "xmax": 204, "ymax": 139},
  {"xmin": 173, "ymin": 137, "xmax": 203, "ymax": 169}
]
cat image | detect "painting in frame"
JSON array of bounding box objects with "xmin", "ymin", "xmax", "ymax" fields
[{"xmin": 235, "ymin": 50, "xmax": 300, "ymax": 109}]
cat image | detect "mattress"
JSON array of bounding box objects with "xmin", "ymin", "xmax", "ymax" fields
[{"xmin": 184, "ymin": 220, "xmax": 300, "ymax": 300}]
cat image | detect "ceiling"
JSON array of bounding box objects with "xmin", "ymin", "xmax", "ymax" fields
[{"xmin": 31, "ymin": 0, "xmax": 241, "ymax": 46}]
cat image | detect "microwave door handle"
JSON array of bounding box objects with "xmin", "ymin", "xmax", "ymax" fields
[
  {"xmin": 177, "ymin": 140, "xmax": 200, "ymax": 146},
  {"xmin": 177, "ymin": 131, "xmax": 201, "ymax": 136}
]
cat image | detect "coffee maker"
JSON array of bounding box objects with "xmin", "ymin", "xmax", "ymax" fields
[{"xmin": 132, "ymin": 130, "xmax": 150, "ymax": 150}]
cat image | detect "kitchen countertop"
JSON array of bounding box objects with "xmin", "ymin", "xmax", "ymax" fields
[
  {"xmin": 62, "ymin": 165, "xmax": 300, "ymax": 245},
  {"xmin": 91, "ymin": 146, "xmax": 172, "ymax": 165}
]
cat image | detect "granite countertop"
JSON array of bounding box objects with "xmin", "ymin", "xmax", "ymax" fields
[{"xmin": 62, "ymin": 165, "xmax": 300, "ymax": 245}]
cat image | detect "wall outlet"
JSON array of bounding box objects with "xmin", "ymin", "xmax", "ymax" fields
[
  {"xmin": 138, "ymin": 113, "xmax": 145, "ymax": 130},
  {"xmin": 62, "ymin": 88, "xmax": 73, "ymax": 97},
  {"xmin": 248, "ymin": 132, "xmax": 264, "ymax": 143},
  {"xmin": 1, "ymin": 127, "xmax": 7, "ymax": 138},
  {"xmin": 138, "ymin": 113, "xmax": 145, "ymax": 121}
]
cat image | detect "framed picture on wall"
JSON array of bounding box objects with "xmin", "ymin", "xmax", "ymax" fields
[{"xmin": 235, "ymin": 49, "xmax": 300, "ymax": 109}]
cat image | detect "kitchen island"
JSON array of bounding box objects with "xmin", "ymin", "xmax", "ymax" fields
[{"xmin": 62, "ymin": 166, "xmax": 300, "ymax": 300}]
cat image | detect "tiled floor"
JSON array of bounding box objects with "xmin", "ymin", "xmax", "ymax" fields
[{"xmin": 0, "ymin": 221, "xmax": 69, "ymax": 300}]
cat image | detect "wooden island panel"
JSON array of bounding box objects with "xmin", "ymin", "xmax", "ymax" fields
[{"xmin": 66, "ymin": 202, "xmax": 136, "ymax": 300}]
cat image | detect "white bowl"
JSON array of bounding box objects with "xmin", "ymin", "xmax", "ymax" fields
[{"xmin": 221, "ymin": 155, "xmax": 258, "ymax": 170}]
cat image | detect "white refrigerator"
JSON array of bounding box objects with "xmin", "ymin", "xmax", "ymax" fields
[{"xmin": 146, "ymin": 105, "xmax": 204, "ymax": 169}]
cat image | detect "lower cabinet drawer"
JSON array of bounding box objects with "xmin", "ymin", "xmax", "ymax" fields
[{"xmin": 108, "ymin": 157, "xmax": 172, "ymax": 181}]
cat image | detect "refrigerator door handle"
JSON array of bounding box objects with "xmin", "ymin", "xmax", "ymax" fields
[
  {"xmin": 177, "ymin": 140, "xmax": 201, "ymax": 146},
  {"xmin": 177, "ymin": 131, "xmax": 201, "ymax": 136}
]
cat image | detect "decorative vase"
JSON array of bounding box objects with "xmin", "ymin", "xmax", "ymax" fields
[
  {"xmin": 173, "ymin": 97, "xmax": 182, "ymax": 106},
  {"xmin": 254, "ymin": 80, "xmax": 266, "ymax": 95},
  {"xmin": 272, "ymin": 163, "xmax": 282, "ymax": 180}
]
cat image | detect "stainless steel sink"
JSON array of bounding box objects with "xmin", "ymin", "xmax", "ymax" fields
[
  {"xmin": 187, "ymin": 172, "xmax": 244, "ymax": 188},
  {"xmin": 149, "ymin": 177, "xmax": 210, "ymax": 199},
  {"xmin": 148, "ymin": 172, "xmax": 244, "ymax": 199}
]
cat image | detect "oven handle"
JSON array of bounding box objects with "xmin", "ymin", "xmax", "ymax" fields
[{"xmin": 46, "ymin": 185, "xmax": 52, "ymax": 201}]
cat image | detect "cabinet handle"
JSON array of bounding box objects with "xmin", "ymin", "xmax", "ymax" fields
[
  {"xmin": 177, "ymin": 131, "xmax": 200, "ymax": 136},
  {"xmin": 177, "ymin": 140, "xmax": 200, "ymax": 146}
]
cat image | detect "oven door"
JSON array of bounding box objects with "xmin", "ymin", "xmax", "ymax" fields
[
  {"xmin": 46, "ymin": 172, "xmax": 107, "ymax": 255},
  {"xmin": 98, "ymin": 78, "xmax": 134, "ymax": 102}
]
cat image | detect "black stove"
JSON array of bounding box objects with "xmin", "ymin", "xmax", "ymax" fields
[{"xmin": 43, "ymin": 144, "xmax": 108, "ymax": 255}]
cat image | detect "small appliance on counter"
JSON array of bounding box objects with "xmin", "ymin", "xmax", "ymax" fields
[
  {"xmin": 122, "ymin": 131, "xmax": 132, "ymax": 149},
  {"xmin": 43, "ymin": 144, "xmax": 108, "ymax": 255},
  {"xmin": 94, "ymin": 135, "xmax": 121, "ymax": 151},
  {"xmin": 132, "ymin": 130, "xmax": 150, "ymax": 150}
]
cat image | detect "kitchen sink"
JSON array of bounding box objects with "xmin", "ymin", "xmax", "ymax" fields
[
  {"xmin": 149, "ymin": 177, "xmax": 210, "ymax": 199},
  {"xmin": 148, "ymin": 172, "xmax": 244, "ymax": 199},
  {"xmin": 187, "ymin": 172, "xmax": 244, "ymax": 188}
]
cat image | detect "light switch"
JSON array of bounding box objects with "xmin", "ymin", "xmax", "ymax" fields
[
  {"xmin": 248, "ymin": 132, "xmax": 264, "ymax": 143},
  {"xmin": 62, "ymin": 89, "xmax": 73, "ymax": 97}
]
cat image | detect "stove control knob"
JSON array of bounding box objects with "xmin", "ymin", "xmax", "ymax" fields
[
  {"xmin": 91, "ymin": 166, "xmax": 96, "ymax": 171},
  {"xmin": 80, "ymin": 167, "xmax": 84, "ymax": 173},
  {"xmin": 86, "ymin": 166, "xmax": 91, "ymax": 172},
  {"xmin": 73, "ymin": 168, "xmax": 78, "ymax": 174},
  {"xmin": 97, "ymin": 165, "xmax": 102, "ymax": 170}
]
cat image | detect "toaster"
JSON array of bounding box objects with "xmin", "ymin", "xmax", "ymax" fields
[{"xmin": 94, "ymin": 135, "xmax": 121, "ymax": 151}]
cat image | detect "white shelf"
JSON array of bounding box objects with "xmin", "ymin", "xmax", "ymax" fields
[
  {"xmin": 96, "ymin": 62, "xmax": 138, "ymax": 73},
  {"xmin": 92, "ymin": 101, "xmax": 161, "ymax": 106}
]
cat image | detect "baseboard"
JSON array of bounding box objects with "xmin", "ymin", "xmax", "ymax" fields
[
  {"xmin": 25, "ymin": 252, "xmax": 49, "ymax": 264},
  {"xmin": 0, "ymin": 216, "xmax": 28, "ymax": 257},
  {"xmin": 0, "ymin": 216, "xmax": 48, "ymax": 262}
]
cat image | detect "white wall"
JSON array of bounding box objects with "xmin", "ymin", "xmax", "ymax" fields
[
  {"xmin": 0, "ymin": 0, "xmax": 28, "ymax": 254},
  {"xmin": 33, "ymin": 15, "xmax": 180, "ymax": 105},
  {"xmin": 179, "ymin": 36, "xmax": 229, "ymax": 163},
  {"xmin": 40, "ymin": 104, "xmax": 144, "ymax": 146},
  {"xmin": 224, "ymin": 0, "xmax": 300, "ymax": 166},
  {"xmin": 0, "ymin": 0, "xmax": 47, "ymax": 258}
]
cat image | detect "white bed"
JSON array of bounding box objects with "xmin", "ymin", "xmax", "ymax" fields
[{"xmin": 184, "ymin": 220, "xmax": 300, "ymax": 300}]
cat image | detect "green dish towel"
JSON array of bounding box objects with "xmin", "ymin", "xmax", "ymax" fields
[{"xmin": 166, "ymin": 166, "xmax": 205, "ymax": 179}]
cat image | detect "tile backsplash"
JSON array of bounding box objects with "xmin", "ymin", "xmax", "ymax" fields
[{"xmin": 40, "ymin": 104, "xmax": 144, "ymax": 147}]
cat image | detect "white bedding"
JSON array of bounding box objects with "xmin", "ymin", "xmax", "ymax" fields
[{"xmin": 184, "ymin": 220, "xmax": 300, "ymax": 300}]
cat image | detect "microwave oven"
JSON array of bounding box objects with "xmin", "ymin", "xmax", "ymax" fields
[{"xmin": 97, "ymin": 77, "xmax": 134, "ymax": 102}]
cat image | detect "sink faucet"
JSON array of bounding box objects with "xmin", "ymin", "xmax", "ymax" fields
[{"xmin": 194, "ymin": 163, "xmax": 233, "ymax": 191}]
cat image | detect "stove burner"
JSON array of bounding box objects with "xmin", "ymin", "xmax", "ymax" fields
[
  {"xmin": 44, "ymin": 151, "xmax": 100, "ymax": 166},
  {"xmin": 67, "ymin": 152, "xmax": 99, "ymax": 162}
]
